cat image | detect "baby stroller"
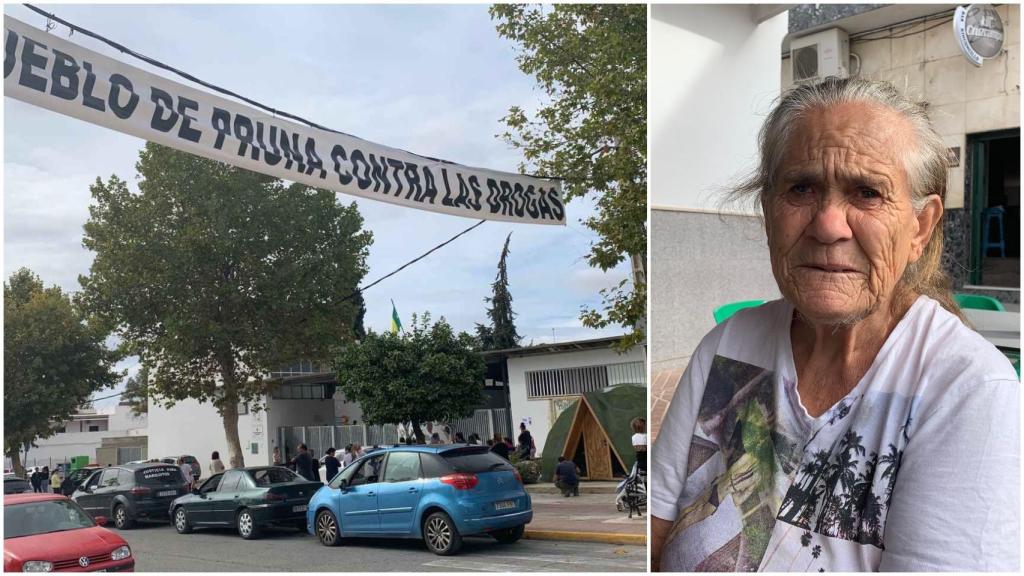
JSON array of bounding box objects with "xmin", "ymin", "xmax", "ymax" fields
[{"xmin": 615, "ymin": 462, "xmax": 646, "ymax": 518}]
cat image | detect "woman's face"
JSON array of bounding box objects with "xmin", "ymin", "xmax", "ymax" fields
[{"xmin": 765, "ymin": 102, "xmax": 935, "ymax": 325}]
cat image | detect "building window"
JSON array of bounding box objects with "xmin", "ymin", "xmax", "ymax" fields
[
  {"xmin": 269, "ymin": 360, "xmax": 326, "ymax": 378},
  {"xmin": 55, "ymin": 426, "xmax": 66, "ymax": 434},
  {"xmin": 271, "ymin": 383, "xmax": 332, "ymax": 400},
  {"xmin": 88, "ymin": 425, "xmax": 100, "ymax": 432},
  {"xmin": 525, "ymin": 361, "xmax": 646, "ymax": 399}
]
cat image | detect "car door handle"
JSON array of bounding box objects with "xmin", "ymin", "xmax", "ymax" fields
[
  {"xmin": 367, "ymin": 492, "xmax": 375, "ymax": 497},
  {"xmin": 408, "ymin": 488, "xmax": 418, "ymax": 493}
]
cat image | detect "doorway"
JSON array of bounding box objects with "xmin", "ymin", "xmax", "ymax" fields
[{"xmin": 969, "ymin": 131, "xmax": 1020, "ymax": 287}]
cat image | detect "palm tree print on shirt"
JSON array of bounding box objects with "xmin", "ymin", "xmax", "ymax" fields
[{"xmin": 776, "ymin": 420, "xmax": 907, "ymax": 549}]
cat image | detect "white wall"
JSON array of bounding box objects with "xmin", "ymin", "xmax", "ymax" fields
[
  {"xmin": 651, "ymin": 5, "xmax": 789, "ymax": 212},
  {"xmin": 9, "ymin": 405, "xmax": 149, "ymax": 469},
  {"xmin": 147, "ymin": 397, "xmax": 268, "ymax": 476},
  {"xmin": 106, "ymin": 404, "xmax": 147, "ymax": 432},
  {"xmin": 333, "ymin": 393, "xmax": 363, "ymax": 425},
  {"xmin": 507, "ymin": 346, "xmax": 646, "ymax": 454}
]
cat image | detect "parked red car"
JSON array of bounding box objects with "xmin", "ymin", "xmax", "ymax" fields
[{"xmin": 4, "ymin": 493, "xmax": 134, "ymax": 572}]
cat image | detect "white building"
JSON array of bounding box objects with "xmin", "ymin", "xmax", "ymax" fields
[
  {"xmin": 147, "ymin": 372, "xmax": 355, "ymax": 474},
  {"xmin": 7, "ymin": 404, "xmax": 148, "ymax": 470},
  {"xmin": 488, "ymin": 336, "xmax": 647, "ymax": 454}
]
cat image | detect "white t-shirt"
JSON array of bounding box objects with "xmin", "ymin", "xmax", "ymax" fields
[
  {"xmin": 632, "ymin": 433, "xmax": 648, "ymax": 448},
  {"xmin": 652, "ymin": 296, "xmax": 1019, "ymax": 572}
]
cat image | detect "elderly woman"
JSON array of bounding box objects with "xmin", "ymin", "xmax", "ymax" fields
[{"xmin": 651, "ymin": 78, "xmax": 1018, "ymax": 572}]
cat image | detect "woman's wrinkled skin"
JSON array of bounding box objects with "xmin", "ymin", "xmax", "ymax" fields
[{"xmin": 764, "ymin": 101, "xmax": 943, "ymax": 416}]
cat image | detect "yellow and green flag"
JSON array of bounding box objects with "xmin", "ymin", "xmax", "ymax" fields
[{"xmin": 390, "ymin": 300, "xmax": 403, "ymax": 334}]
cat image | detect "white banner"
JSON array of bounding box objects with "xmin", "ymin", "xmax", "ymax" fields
[{"xmin": 3, "ymin": 16, "xmax": 565, "ymax": 225}]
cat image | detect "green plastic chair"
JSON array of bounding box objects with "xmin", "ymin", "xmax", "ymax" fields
[
  {"xmin": 954, "ymin": 293, "xmax": 1006, "ymax": 312},
  {"xmin": 713, "ymin": 300, "xmax": 766, "ymax": 324}
]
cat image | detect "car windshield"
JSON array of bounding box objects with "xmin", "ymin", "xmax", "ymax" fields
[
  {"xmin": 248, "ymin": 468, "xmax": 298, "ymax": 487},
  {"xmin": 4, "ymin": 500, "xmax": 95, "ymax": 539}
]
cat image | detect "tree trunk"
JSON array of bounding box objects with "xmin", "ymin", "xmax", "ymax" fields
[
  {"xmin": 221, "ymin": 399, "xmax": 244, "ymax": 469},
  {"xmin": 411, "ymin": 420, "xmax": 426, "ymax": 444},
  {"xmin": 217, "ymin": 358, "xmax": 245, "ymax": 469},
  {"xmin": 6, "ymin": 447, "xmax": 25, "ymax": 478}
]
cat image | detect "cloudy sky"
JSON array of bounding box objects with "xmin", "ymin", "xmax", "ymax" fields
[{"xmin": 3, "ymin": 4, "xmax": 634, "ymax": 408}]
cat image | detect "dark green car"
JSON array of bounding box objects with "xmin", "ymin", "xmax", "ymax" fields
[{"xmin": 168, "ymin": 466, "xmax": 321, "ymax": 539}]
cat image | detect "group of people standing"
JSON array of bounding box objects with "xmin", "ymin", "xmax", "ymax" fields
[
  {"xmin": 285, "ymin": 443, "xmax": 367, "ymax": 482},
  {"xmin": 28, "ymin": 467, "xmax": 61, "ymax": 493}
]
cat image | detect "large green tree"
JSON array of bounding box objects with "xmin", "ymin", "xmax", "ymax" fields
[
  {"xmin": 80, "ymin": 143, "xmax": 372, "ymax": 468},
  {"xmin": 476, "ymin": 232, "xmax": 522, "ymax": 350},
  {"xmin": 335, "ymin": 313, "xmax": 485, "ymax": 443},
  {"xmin": 491, "ymin": 4, "xmax": 647, "ymax": 349},
  {"xmin": 4, "ymin": 268, "xmax": 121, "ymax": 476}
]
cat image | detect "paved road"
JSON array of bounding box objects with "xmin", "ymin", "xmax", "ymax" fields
[{"xmin": 117, "ymin": 522, "xmax": 647, "ymax": 572}]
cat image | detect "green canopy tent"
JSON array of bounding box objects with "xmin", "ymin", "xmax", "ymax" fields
[{"xmin": 539, "ymin": 384, "xmax": 646, "ymax": 482}]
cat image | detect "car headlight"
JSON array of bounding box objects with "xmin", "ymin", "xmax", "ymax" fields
[
  {"xmin": 110, "ymin": 545, "xmax": 132, "ymax": 561},
  {"xmin": 21, "ymin": 561, "xmax": 53, "ymax": 572}
]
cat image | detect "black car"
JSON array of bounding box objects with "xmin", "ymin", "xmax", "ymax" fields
[
  {"xmin": 169, "ymin": 467, "xmax": 321, "ymax": 539},
  {"xmin": 3, "ymin": 477, "xmax": 32, "ymax": 495},
  {"xmin": 72, "ymin": 463, "xmax": 190, "ymax": 529},
  {"xmin": 60, "ymin": 466, "xmax": 102, "ymax": 496}
]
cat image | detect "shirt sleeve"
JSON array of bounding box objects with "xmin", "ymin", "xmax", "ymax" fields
[
  {"xmin": 650, "ymin": 339, "xmax": 715, "ymax": 521},
  {"xmin": 879, "ymin": 376, "xmax": 1020, "ymax": 571}
]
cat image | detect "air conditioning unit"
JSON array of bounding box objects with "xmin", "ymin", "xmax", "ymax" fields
[{"xmin": 790, "ymin": 28, "xmax": 850, "ymax": 84}]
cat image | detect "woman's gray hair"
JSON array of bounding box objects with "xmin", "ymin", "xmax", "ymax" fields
[{"xmin": 731, "ymin": 76, "xmax": 960, "ymax": 318}]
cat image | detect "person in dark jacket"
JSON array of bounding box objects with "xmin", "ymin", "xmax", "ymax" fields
[
  {"xmin": 517, "ymin": 423, "xmax": 534, "ymax": 460},
  {"xmin": 489, "ymin": 433, "xmax": 509, "ymax": 459},
  {"xmin": 554, "ymin": 456, "xmax": 580, "ymax": 497},
  {"xmin": 323, "ymin": 448, "xmax": 341, "ymax": 482},
  {"xmin": 291, "ymin": 443, "xmax": 314, "ymax": 481},
  {"xmin": 309, "ymin": 449, "xmax": 321, "ymax": 482}
]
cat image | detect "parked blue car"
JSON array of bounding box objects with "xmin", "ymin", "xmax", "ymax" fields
[{"xmin": 306, "ymin": 444, "xmax": 532, "ymax": 555}]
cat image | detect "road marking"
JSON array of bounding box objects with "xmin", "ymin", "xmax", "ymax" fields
[
  {"xmin": 423, "ymin": 559, "xmax": 542, "ymax": 572},
  {"xmin": 484, "ymin": 553, "xmax": 646, "ymax": 569}
]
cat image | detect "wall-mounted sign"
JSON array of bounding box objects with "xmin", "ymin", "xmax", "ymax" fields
[
  {"xmin": 953, "ymin": 4, "xmax": 1005, "ymax": 67},
  {"xmin": 3, "ymin": 15, "xmax": 564, "ymax": 225}
]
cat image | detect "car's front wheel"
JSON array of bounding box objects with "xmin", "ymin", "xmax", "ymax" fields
[
  {"xmin": 492, "ymin": 524, "xmax": 525, "ymax": 544},
  {"xmin": 173, "ymin": 507, "xmax": 192, "ymax": 534},
  {"xmin": 236, "ymin": 509, "xmax": 261, "ymax": 540},
  {"xmin": 423, "ymin": 511, "xmax": 462, "ymax": 555},
  {"xmin": 113, "ymin": 504, "xmax": 134, "ymax": 530},
  {"xmin": 315, "ymin": 510, "xmax": 341, "ymax": 546}
]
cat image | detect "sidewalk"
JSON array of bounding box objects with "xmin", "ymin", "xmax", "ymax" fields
[{"xmin": 522, "ymin": 482, "xmax": 647, "ymax": 546}]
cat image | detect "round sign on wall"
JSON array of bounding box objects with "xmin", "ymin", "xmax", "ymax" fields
[{"xmin": 954, "ymin": 4, "xmax": 1005, "ymax": 66}]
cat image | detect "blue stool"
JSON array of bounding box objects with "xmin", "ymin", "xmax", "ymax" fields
[{"xmin": 982, "ymin": 206, "xmax": 1006, "ymax": 258}]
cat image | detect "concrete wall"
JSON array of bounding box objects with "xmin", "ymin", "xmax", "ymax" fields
[
  {"xmin": 147, "ymin": 397, "xmax": 268, "ymax": 476},
  {"xmin": 650, "ymin": 4, "xmax": 788, "ymax": 377},
  {"xmin": 651, "ymin": 4, "xmax": 789, "ymax": 212},
  {"xmin": 651, "ymin": 210, "xmax": 782, "ymax": 374},
  {"xmin": 506, "ymin": 346, "xmax": 646, "ymax": 454},
  {"xmin": 782, "ymin": 4, "xmax": 1021, "ymax": 210}
]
